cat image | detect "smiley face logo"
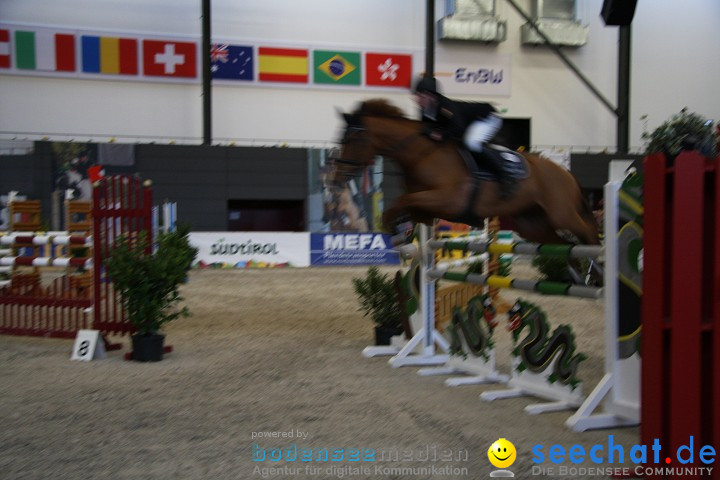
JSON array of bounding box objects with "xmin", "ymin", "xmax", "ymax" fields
[{"xmin": 488, "ymin": 438, "xmax": 516, "ymax": 469}]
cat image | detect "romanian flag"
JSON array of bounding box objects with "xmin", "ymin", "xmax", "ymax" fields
[
  {"xmin": 14, "ymin": 30, "xmax": 75, "ymax": 72},
  {"xmin": 81, "ymin": 35, "xmax": 138, "ymax": 75},
  {"xmin": 313, "ymin": 50, "xmax": 360, "ymax": 85},
  {"xmin": 258, "ymin": 47, "xmax": 308, "ymax": 83}
]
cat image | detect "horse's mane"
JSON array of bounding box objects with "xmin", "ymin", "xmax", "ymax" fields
[{"xmin": 354, "ymin": 98, "xmax": 409, "ymax": 120}]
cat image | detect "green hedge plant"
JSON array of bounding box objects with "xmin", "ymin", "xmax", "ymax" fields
[{"xmin": 105, "ymin": 224, "xmax": 198, "ymax": 336}]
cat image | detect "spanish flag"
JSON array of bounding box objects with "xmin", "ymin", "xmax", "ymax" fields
[{"xmin": 258, "ymin": 47, "xmax": 308, "ymax": 83}]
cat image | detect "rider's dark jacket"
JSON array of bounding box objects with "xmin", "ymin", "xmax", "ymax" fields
[{"xmin": 421, "ymin": 94, "xmax": 496, "ymax": 141}]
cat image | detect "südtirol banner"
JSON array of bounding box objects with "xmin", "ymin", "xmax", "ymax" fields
[{"xmin": 190, "ymin": 232, "xmax": 310, "ymax": 268}]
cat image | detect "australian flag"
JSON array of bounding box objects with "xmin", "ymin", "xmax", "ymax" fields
[{"xmin": 211, "ymin": 44, "xmax": 253, "ymax": 80}]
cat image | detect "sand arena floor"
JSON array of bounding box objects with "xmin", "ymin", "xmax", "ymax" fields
[{"xmin": 0, "ymin": 263, "xmax": 639, "ymax": 479}]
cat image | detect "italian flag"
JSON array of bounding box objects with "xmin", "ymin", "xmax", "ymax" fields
[{"xmin": 15, "ymin": 30, "xmax": 75, "ymax": 72}]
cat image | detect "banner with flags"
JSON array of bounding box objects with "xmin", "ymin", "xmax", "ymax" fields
[
  {"xmin": 210, "ymin": 43, "xmax": 253, "ymax": 81},
  {"xmin": 0, "ymin": 22, "xmax": 423, "ymax": 89},
  {"xmin": 365, "ymin": 52, "xmax": 412, "ymax": 88},
  {"xmin": 142, "ymin": 39, "xmax": 196, "ymax": 78},
  {"xmin": 81, "ymin": 35, "xmax": 138, "ymax": 75},
  {"xmin": 313, "ymin": 50, "xmax": 360, "ymax": 85},
  {"xmin": 258, "ymin": 46, "xmax": 308, "ymax": 83},
  {"xmin": 14, "ymin": 29, "xmax": 76, "ymax": 72}
]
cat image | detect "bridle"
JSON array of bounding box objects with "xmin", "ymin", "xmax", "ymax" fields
[{"xmin": 331, "ymin": 116, "xmax": 430, "ymax": 173}]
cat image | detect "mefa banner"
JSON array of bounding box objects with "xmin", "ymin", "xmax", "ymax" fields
[
  {"xmin": 435, "ymin": 55, "xmax": 511, "ymax": 97},
  {"xmin": 310, "ymin": 233, "xmax": 400, "ymax": 266},
  {"xmin": 190, "ymin": 232, "xmax": 310, "ymax": 268}
]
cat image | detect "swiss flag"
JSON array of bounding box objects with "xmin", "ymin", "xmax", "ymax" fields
[
  {"xmin": 143, "ymin": 40, "xmax": 196, "ymax": 78},
  {"xmin": 365, "ymin": 52, "xmax": 412, "ymax": 88}
]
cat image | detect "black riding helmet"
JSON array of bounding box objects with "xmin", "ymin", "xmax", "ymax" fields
[{"xmin": 412, "ymin": 75, "xmax": 439, "ymax": 95}]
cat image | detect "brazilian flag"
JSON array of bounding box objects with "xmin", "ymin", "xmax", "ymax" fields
[{"xmin": 313, "ymin": 50, "xmax": 361, "ymax": 85}]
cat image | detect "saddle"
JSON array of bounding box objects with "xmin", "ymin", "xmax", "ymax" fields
[
  {"xmin": 454, "ymin": 144, "xmax": 529, "ymax": 226},
  {"xmin": 459, "ymin": 144, "xmax": 529, "ymax": 182}
]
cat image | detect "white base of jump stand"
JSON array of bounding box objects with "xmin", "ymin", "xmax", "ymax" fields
[
  {"xmin": 418, "ymin": 351, "xmax": 509, "ymax": 386},
  {"xmin": 387, "ymin": 327, "xmax": 450, "ymax": 367},
  {"xmin": 362, "ymin": 334, "xmax": 412, "ymax": 358},
  {"xmin": 480, "ymin": 358, "xmax": 585, "ymax": 415},
  {"xmin": 565, "ymin": 356, "xmax": 640, "ymax": 431}
]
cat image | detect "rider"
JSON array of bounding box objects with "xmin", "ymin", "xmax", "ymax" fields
[{"xmin": 412, "ymin": 75, "xmax": 516, "ymax": 198}]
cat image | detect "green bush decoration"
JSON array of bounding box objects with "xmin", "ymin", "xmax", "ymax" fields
[
  {"xmin": 641, "ymin": 108, "xmax": 718, "ymax": 157},
  {"xmin": 105, "ymin": 224, "xmax": 197, "ymax": 335},
  {"xmin": 352, "ymin": 267, "xmax": 403, "ymax": 329},
  {"xmin": 532, "ymin": 256, "xmax": 589, "ymax": 282}
]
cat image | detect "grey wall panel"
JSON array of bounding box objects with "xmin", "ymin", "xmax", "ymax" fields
[
  {"xmin": 226, "ymin": 185, "xmax": 307, "ymax": 200},
  {"xmin": 3, "ymin": 143, "xmax": 309, "ymax": 231},
  {"xmin": 145, "ymin": 172, "xmax": 230, "ymax": 185},
  {"xmin": 570, "ymin": 153, "xmax": 642, "ymax": 189},
  {"xmin": 0, "ymin": 142, "xmax": 54, "ymax": 227},
  {"xmin": 381, "ymin": 159, "xmax": 405, "ymax": 207},
  {"xmin": 134, "ymin": 144, "xmax": 308, "ymax": 230}
]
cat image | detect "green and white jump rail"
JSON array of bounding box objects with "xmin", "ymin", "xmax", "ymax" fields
[
  {"xmin": 429, "ymin": 270, "xmax": 603, "ymax": 299},
  {"xmin": 428, "ymin": 239, "xmax": 603, "ymax": 260}
]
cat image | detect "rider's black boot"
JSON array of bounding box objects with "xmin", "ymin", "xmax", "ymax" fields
[{"xmin": 481, "ymin": 148, "xmax": 516, "ymax": 199}]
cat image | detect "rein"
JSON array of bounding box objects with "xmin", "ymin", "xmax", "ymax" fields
[
  {"xmin": 377, "ymin": 131, "xmax": 423, "ymax": 157},
  {"xmin": 333, "ymin": 117, "xmax": 440, "ymax": 180}
]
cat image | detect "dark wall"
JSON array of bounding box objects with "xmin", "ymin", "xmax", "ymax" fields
[
  {"xmin": 0, "ymin": 142, "xmax": 54, "ymax": 226},
  {"xmin": 570, "ymin": 153, "xmax": 642, "ymax": 189},
  {"xmin": 135, "ymin": 145, "xmax": 308, "ymax": 231},
  {"xmin": 1, "ymin": 143, "xmax": 308, "ymax": 232},
  {"xmin": 381, "ymin": 158, "xmax": 405, "ymax": 209}
]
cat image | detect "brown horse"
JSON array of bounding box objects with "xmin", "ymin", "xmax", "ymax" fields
[{"xmin": 333, "ymin": 99, "xmax": 599, "ymax": 245}]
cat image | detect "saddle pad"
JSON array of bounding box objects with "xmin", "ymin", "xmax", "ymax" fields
[{"xmin": 461, "ymin": 145, "xmax": 529, "ymax": 181}]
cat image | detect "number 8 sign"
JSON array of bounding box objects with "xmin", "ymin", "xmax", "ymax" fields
[{"xmin": 71, "ymin": 330, "xmax": 106, "ymax": 361}]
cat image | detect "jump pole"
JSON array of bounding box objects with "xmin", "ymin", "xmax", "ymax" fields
[
  {"xmin": 388, "ymin": 224, "xmax": 451, "ymax": 367},
  {"xmin": 565, "ymin": 161, "xmax": 640, "ymax": 431}
]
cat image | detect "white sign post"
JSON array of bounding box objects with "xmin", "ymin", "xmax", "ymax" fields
[{"xmin": 71, "ymin": 330, "xmax": 107, "ymax": 361}]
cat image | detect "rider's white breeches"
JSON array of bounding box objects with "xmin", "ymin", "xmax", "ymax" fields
[{"xmin": 463, "ymin": 114, "xmax": 503, "ymax": 152}]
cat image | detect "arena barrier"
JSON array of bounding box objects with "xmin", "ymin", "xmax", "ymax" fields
[
  {"xmin": 641, "ymin": 151, "xmax": 720, "ymax": 478},
  {"xmin": 0, "ymin": 176, "xmax": 153, "ymax": 339}
]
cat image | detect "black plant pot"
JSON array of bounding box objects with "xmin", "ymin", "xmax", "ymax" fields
[
  {"xmin": 131, "ymin": 333, "xmax": 165, "ymax": 362},
  {"xmin": 374, "ymin": 326, "xmax": 404, "ymax": 346}
]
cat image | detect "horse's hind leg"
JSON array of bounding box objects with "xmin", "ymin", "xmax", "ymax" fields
[
  {"xmin": 543, "ymin": 195, "xmax": 600, "ymax": 245},
  {"xmin": 512, "ymin": 211, "xmax": 570, "ymax": 244}
]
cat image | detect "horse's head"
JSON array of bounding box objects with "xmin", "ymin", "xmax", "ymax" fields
[
  {"xmin": 330, "ymin": 99, "xmax": 415, "ymax": 189},
  {"xmin": 327, "ymin": 110, "xmax": 374, "ymax": 189}
]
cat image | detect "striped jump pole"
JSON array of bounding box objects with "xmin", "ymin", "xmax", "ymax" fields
[
  {"xmin": 429, "ymin": 270, "xmax": 603, "ymax": 300},
  {"xmin": 0, "ymin": 256, "xmax": 93, "ymax": 268},
  {"xmin": 0, "ymin": 234, "xmax": 92, "ymax": 247},
  {"xmin": 429, "ymin": 239, "xmax": 603, "ymax": 260}
]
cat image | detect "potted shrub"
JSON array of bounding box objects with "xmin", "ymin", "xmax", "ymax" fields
[
  {"xmin": 105, "ymin": 224, "xmax": 197, "ymax": 362},
  {"xmin": 641, "ymin": 108, "xmax": 718, "ymax": 159},
  {"xmin": 352, "ymin": 266, "xmax": 404, "ymax": 345}
]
